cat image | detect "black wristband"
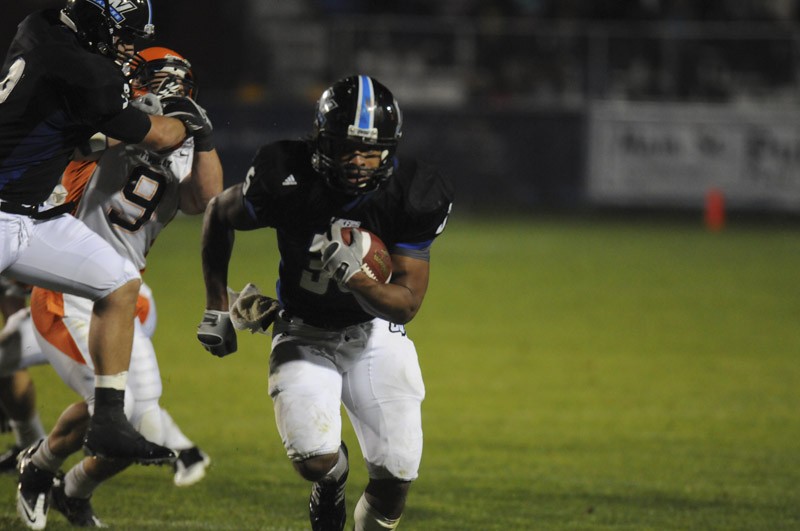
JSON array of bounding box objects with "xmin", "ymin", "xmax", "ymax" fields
[{"xmin": 193, "ymin": 134, "xmax": 215, "ymax": 152}]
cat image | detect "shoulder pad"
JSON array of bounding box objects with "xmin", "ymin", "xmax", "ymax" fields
[{"xmin": 401, "ymin": 158, "xmax": 454, "ymax": 216}]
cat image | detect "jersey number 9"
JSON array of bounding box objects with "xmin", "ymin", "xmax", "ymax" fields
[{"xmin": 108, "ymin": 166, "xmax": 167, "ymax": 232}]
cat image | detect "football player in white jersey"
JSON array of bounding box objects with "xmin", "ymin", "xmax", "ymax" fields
[{"xmin": 18, "ymin": 47, "xmax": 221, "ymax": 528}]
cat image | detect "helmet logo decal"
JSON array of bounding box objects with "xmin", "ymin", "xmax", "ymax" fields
[
  {"xmin": 348, "ymin": 75, "xmax": 378, "ymax": 141},
  {"xmin": 87, "ymin": 0, "xmax": 144, "ymax": 24}
]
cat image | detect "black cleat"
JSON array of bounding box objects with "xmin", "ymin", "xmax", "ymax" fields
[
  {"xmin": 173, "ymin": 446, "xmax": 211, "ymax": 487},
  {"xmin": 83, "ymin": 415, "xmax": 175, "ymax": 465},
  {"xmin": 309, "ymin": 442, "xmax": 349, "ymax": 531},
  {"xmin": 0, "ymin": 444, "xmax": 23, "ymax": 474},
  {"xmin": 51, "ymin": 473, "xmax": 106, "ymax": 527},
  {"xmin": 16, "ymin": 440, "xmax": 55, "ymax": 530}
]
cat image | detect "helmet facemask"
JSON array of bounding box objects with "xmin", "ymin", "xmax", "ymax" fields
[
  {"xmin": 127, "ymin": 50, "xmax": 196, "ymax": 99},
  {"xmin": 313, "ymin": 135, "xmax": 398, "ymax": 195}
]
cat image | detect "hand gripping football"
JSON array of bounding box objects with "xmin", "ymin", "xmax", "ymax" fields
[{"xmin": 342, "ymin": 228, "xmax": 393, "ymax": 284}]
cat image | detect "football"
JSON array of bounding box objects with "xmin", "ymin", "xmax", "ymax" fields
[{"xmin": 342, "ymin": 227, "xmax": 393, "ymax": 283}]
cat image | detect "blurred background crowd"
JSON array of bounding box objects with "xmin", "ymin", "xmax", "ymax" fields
[
  {"xmin": 6, "ymin": 0, "xmax": 800, "ymax": 106},
  {"xmin": 4, "ymin": 1, "xmax": 800, "ymax": 215}
]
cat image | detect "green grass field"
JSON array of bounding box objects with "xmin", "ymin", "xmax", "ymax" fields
[{"xmin": 1, "ymin": 214, "xmax": 799, "ymax": 530}]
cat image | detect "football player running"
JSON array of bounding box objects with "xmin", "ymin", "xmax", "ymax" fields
[
  {"xmin": 199, "ymin": 75, "xmax": 454, "ymax": 531},
  {"xmin": 0, "ymin": 0, "xmax": 202, "ymax": 476},
  {"xmin": 17, "ymin": 46, "xmax": 220, "ymax": 528}
]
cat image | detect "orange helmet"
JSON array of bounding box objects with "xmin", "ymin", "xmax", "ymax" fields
[{"xmin": 127, "ymin": 46, "xmax": 196, "ymax": 99}]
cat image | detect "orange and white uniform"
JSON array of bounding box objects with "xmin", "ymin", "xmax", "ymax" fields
[{"xmin": 29, "ymin": 139, "xmax": 195, "ymax": 447}]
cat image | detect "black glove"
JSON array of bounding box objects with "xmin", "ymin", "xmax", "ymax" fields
[
  {"xmin": 197, "ymin": 310, "xmax": 237, "ymax": 357},
  {"xmin": 161, "ymin": 95, "xmax": 214, "ymax": 151}
]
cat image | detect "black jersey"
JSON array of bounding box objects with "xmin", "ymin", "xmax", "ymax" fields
[
  {"xmin": 0, "ymin": 10, "xmax": 150, "ymax": 205},
  {"xmin": 242, "ymin": 140, "xmax": 454, "ymax": 328}
]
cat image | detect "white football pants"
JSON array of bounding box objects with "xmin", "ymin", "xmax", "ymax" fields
[
  {"xmin": 0, "ymin": 211, "xmax": 139, "ymax": 301},
  {"xmin": 269, "ymin": 316, "xmax": 425, "ymax": 481}
]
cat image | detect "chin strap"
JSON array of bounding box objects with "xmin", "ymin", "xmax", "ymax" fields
[{"xmin": 58, "ymin": 10, "xmax": 78, "ymax": 32}]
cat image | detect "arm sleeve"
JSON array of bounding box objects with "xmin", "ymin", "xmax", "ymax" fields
[
  {"xmin": 59, "ymin": 52, "xmax": 150, "ymax": 143},
  {"xmin": 392, "ymin": 243, "xmax": 431, "ymax": 262},
  {"xmin": 97, "ymin": 106, "xmax": 152, "ymax": 144}
]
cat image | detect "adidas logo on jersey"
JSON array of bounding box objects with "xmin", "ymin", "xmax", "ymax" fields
[{"xmin": 282, "ymin": 175, "xmax": 298, "ymax": 186}]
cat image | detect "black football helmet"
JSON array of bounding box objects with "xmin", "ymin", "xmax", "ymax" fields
[
  {"xmin": 61, "ymin": 0, "xmax": 154, "ymax": 59},
  {"xmin": 311, "ymin": 75, "xmax": 403, "ymax": 195}
]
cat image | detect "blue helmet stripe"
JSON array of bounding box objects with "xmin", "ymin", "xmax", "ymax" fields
[{"xmin": 356, "ymin": 75, "xmax": 374, "ymax": 131}]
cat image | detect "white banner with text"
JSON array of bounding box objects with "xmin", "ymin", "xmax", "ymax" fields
[{"xmin": 587, "ymin": 102, "xmax": 800, "ymax": 210}]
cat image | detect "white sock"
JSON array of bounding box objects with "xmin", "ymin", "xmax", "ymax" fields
[
  {"xmin": 132, "ymin": 404, "xmax": 165, "ymax": 445},
  {"xmin": 65, "ymin": 460, "xmax": 100, "ymax": 499},
  {"xmin": 95, "ymin": 372, "xmax": 127, "ymax": 390},
  {"xmin": 10, "ymin": 412, "xmax": 46, "ymax": 447},
  {"xmin": 160, "ymin": 409, "xmax": 193, "ymax": 451},
  {"xmin": 354, "ymin": 494, "xmax": 401, "ymax": 531},
  {"xmin": 30, "ymin": 438, "xmax": 65, "ymax": 474}
]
